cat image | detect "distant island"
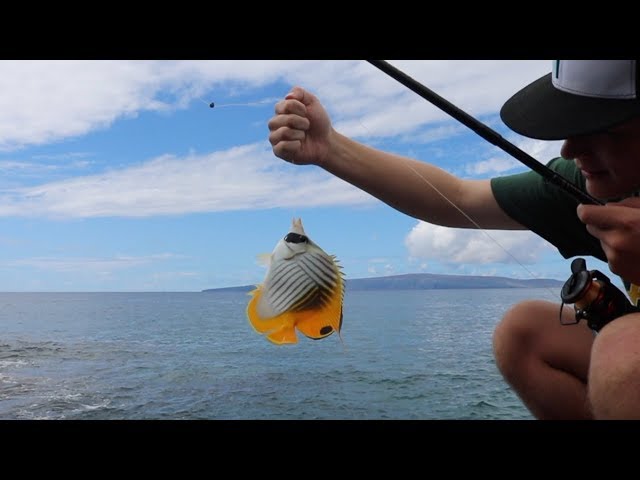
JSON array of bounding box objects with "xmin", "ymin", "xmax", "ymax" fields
[{"xmin": 202, "ymin": 272, "xmax": 565, "ymax": 292}]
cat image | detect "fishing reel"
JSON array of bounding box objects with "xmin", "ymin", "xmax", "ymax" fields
[{"xmin": 560, "ymin": 258, "xmax": 640, "ymax": 332}]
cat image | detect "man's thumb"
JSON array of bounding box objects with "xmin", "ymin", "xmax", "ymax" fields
[{"xmin": 285, "ymin": 86, "xmax": 314, "ymax": 106}]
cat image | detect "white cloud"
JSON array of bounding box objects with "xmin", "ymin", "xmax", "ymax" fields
[
  {"xmin": 0, "ymin": 142, "xmax": 375, "ymax": 218},
  {"xmin": 0, "ymin": 60, "xmax": 317, "ymax": 151},
  {"xmin": 405, "ymin": 221, "xmax": 554, "ymax": 265},
  {"xmin": 330, "ymin": 60, "xmax": 550, "ymax": 138},
  {"xmin": 368, "ymin": 257, "xmax": 391, "ymax": 264},
  {"xmin": 6, "ymin": 253, "xmax": 180, "ymax": 273},
  {"xmin": 0, "ymin": 60, "xmax": 558, "ymax": 219},
  {"xmin": 462, "ymin": 134, "xmax": 565, "ymax": 178},
  {"xmin": 366, "ymin": 257, "xmax": 395, "ymax": 275},
  {"xmin": 465, "ymin": 156, "xmax": 520, "ymax": 176},
  {"xmin": 387, "ymin": 61, "xmax": 550, "ymax": 115},
  {"xmin": 366, "ymin": 263, "xmax": 396, "ymax": 276},
  {"xmin": 402, "ymin": 124, "xmax": 467, "ymax": 145},
  {"xmin": 0, "ymin": 60, "xmax": 550, "ymax": 151},
  {"xmin": 0, "ymin": 157, "xmax": 90, "ymax": 173},
  {"xmin": 513, "ymin": 137, "xmax": 564, "ymax": 162}
]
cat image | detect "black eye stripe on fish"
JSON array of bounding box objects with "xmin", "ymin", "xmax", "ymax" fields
[
  {"xmin": 246, "ymin": 218, "xmax": 345, "ymax": 345},
  {"xmin": 284, "ymin": 233, "xmax": 308, "ymax": 243}
]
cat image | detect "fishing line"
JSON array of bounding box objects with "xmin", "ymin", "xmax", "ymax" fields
[
  {"xmin": 213, "ymin": 99, "xmax": 276, "ymax": 108},
  {"xmin": 196, "ymin": 97, "xmax": 212, "ymax": 108},
  {"xmin": 199, "ymin": 97, "xmax": 277, "ymax": 109},
  {"xmin": 199, "ymin": 93, "xmax": 303, "ymax": 217}
]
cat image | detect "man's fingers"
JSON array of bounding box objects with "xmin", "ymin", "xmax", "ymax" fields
[
  {"xmin": 577, "ymin": 204, "xmax": 636, "ymax": 230},
  {"xmin": 615, "ymin": 197, "xmax": 640, "ymax": 208},
  {"xmin": 268, "ymin": 113, "xmax": 310, "ymax": 133},
  {"xmin": 274, "ymin": 98, "xmax": 307, "ymax": 116},
  {"xmin": 269, "ymin": 125, "xmax": 307, "ymax": 146},
  {"xmin": 272, "ymin": 140, "xmax": 302, "ymax": 161},
  {"xmin": 285, "ymin": 86, "xmax": 316, "ymax": 106}
]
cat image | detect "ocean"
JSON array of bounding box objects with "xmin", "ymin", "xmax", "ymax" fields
[{"xmin": 0, "ymin": 288, "xmax": 562, "ymax": 420}]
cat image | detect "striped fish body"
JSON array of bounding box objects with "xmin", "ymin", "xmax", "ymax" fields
[{"xmin": 247, "ymin": 218, "xmax": 345, "ymax": 345}]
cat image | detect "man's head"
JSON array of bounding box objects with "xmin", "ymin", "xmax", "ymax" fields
[{"xmin": 501, "ymin": 60, "xmax": 640, "ymax": 199}]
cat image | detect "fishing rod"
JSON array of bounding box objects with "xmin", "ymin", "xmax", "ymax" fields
[
  {"xmin": 367, "ymin": 60, "xmax": 640, "ymax": 329},
  {"xmin": 367, "ymin": 60, "xmax": 604, "ymax": 206}
]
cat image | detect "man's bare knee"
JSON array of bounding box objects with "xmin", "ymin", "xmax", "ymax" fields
[
  {"xmin": 493, "ymin": 300, "xmax": 589, "ymax": 378},
  {"xmin": 493, "ymin": 300, "xmax": 549, "ymax": 378},
  {"xmin": 589, "ymin": 314, "xmax": 640, "ymax": 419}
]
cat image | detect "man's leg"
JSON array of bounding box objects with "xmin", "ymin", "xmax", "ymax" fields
[
  {"xmin": 589, "ymin": 313, "xmax": 640, "ymax": 419},
  {"xmin": 493, "ymin": 300, "xmax": 595, "ymax": 419}
]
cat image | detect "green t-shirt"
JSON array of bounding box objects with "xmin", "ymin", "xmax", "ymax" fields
[
  {"xmin": 490, "ymin": 157, "xmax": 640, "ymax": 306},
  {"xmin": 490, "ymin": 156, "xmax": 606, "ymax": 261}
]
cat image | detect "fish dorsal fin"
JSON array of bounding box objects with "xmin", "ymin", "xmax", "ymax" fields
[
  {"xmin": 290, "ymin": 217, "xmax": 306, "ymax": 235},
  {"xmin": 256, "ymin": 253, "xmax": 272, "ymax": 267}
]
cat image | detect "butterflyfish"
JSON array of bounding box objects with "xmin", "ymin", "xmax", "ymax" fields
[{"xmin": 247, "ymin": 218, "xmax": 345, "ymax": 345}]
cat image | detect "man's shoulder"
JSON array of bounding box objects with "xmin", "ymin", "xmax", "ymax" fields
[{"xmin": 546, "ymin": 156, "xmax": 577, "ymax": 172}]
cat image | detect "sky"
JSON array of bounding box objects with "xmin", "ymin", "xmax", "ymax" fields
[{"xmin": 0, "ymin": 60, "xmax": 612, "ymax": 292}]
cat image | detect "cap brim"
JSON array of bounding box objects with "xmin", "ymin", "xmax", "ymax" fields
[{"xmin": 500, "ymin": 73, "xmax": 640, "ymax": 140}]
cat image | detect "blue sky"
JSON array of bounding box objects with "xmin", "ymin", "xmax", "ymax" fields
[{"xmin": 0, "ymin": 60, "xmax": 611, "ymax": 292}]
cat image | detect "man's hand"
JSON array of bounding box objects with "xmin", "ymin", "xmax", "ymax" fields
[
  {"xmin": 268, "ymin": 86, "xmax": 333, "ymax": 167},
  {"xmin": 578, "ymin": 197, "xmax": 640, "ymax": 284}
]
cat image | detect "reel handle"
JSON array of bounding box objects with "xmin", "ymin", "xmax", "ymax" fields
[{"xmin": 560, "ymin": 258, "xmax": 639, "ymax": 332}]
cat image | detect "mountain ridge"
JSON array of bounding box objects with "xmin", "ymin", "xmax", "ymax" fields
[{"xmin": 202, "ymin": 272, "xmax": 565, "ymax": 292}]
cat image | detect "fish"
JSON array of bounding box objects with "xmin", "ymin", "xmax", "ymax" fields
[{"xmin": 247, "ymin": 218, "xmax": 345, "ymax": 345}]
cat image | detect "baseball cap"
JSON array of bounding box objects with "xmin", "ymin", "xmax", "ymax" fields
[{"xmin": 500, "ymin": 60, "xmax": 640, "ymax": 140}]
